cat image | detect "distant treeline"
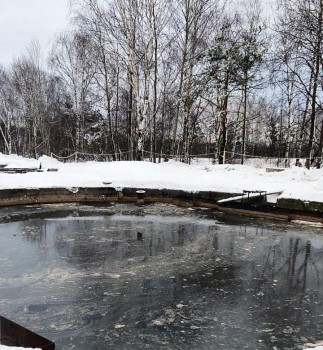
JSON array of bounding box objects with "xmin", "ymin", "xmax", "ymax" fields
[{"xmin": 0, "ymin": 0, "xmax": 322, "ymax": 166}]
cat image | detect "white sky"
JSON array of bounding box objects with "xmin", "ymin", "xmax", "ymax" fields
[
  {"xmin": 0, "ymin": 0, "xmax": 70, "ymax": 68},
  {"xmin": 0, "ymin": 0, "xmax": 276, "ymax": 69}
]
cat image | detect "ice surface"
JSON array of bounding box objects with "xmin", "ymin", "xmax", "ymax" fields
[{"xmin": 1, "ymin": 205, "xmax": 323, "ymax": 349}]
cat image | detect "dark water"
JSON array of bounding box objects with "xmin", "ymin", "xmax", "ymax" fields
[{"xmin": 0, "ymin": 203, "xmax": 323, "ymax": 349}]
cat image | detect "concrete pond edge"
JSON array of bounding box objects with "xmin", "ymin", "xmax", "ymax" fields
[{"xmin": 0, "ymin": 187, "xmax": 322, "ymax": 224}]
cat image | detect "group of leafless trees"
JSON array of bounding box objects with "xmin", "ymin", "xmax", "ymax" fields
[{"xmin": 0, "ymin": 0, "xmax": 323, "ymax": 165}]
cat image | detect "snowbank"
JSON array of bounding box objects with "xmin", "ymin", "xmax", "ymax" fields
[{"xmin": 0, "ymin": 153, "xmax": 322, "ymax": 204}]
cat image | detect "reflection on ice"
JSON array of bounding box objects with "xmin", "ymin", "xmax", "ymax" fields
[{"xmin": 0, "ymin": 203, "xmax": 323, "ymax": 349}]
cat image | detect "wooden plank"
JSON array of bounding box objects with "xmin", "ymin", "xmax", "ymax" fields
[
  {"xmin": 0, "ymin": 316, "xmax": 55, "ymax": 349},
  {"xmin": 217, "ymin": 191, "xmax": 283, "ymax": 204},
  {"xmin": 0, "ymin": 168, "xmax": 41, "ymax": 174}
]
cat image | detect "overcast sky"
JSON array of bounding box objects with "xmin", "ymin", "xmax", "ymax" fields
[
  {"xmin": 0, "ymin": 0, "xmax": 70, "ymax": 68},
  {"xmin": 0, "ymin": 0, "xmax": 276, "ymax": 69}
]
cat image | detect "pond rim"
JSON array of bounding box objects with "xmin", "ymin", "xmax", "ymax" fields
[{"xmin": 0, "ymin": 186, "xmax": 321, "ymax": 225}]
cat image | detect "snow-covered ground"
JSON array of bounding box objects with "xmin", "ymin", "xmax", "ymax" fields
[
  {"xmin": 0, "ymin": 154, "xmax": 322, "ymax": 350},
  {"xmin": 0, "ymin": 153, "xmax": 322, "ymax": 204}
]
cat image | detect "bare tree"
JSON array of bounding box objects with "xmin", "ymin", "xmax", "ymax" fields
[
  {"xmin": 0, "ymin": 67, "xmax": 15, "ymax": 154},
  {"xmin": 50, "ymin": 31, "xmax": 97, "ymax": 154},
  {"xmin": 10, "ymin": 41, "xmax": 48, "ymax": 157},
  {"xmin": 277, "ymin": 0, "xmax": 323, "ymax": 167},
  {"xmin": 170, "ymin": 0, "xmax": 218, "ymax": 161}
]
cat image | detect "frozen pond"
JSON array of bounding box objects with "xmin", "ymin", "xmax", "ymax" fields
[{"xmin": 0, "ymin": 203, "xmax": 323, "ymax": 349}]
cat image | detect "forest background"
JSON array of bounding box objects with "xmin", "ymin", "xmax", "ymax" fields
[{"xmin": 0, "ymin": 0, "xmax": 322, "ymax": 167}]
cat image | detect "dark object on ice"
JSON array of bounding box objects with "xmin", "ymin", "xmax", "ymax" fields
[
  {"xmin": 0, "ymin": 315, "xmax": 55, "ymax": 349},
  {"xmin": 39, "ymin": 162, "xmax": 42, "ymax": 170},
  {"xmin": 137, "ymin": 231, "xmax": 143, "ymax": 241}
]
